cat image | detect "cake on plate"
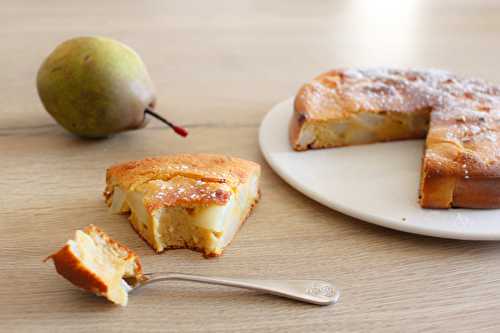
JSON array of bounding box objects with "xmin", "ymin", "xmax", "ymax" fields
[{"xmin": 290, "ymin": 68, "xmax": 500, "ymax": 208}]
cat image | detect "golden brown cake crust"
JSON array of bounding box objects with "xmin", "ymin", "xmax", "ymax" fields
[
  {"xmin": 46, "ymin": 243, "xmax": 108, "ymax": 295},
  {"xmin": 104, "ymin": 153, "xmax": 260, "ymax": 208},
  {"xmin": 138, "ymin": 177, "xmax": 232, "ymax": 212},
  {"xmin": 291, "ymin": 68, "xmax": 500, "ymax": 208},
  {"xmin": 45, "ymin": 225, "xmax": 143, "ymax": 295}
]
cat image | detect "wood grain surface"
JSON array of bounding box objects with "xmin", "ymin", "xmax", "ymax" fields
[{"xmin": 2, "ymin": 1, "xmax": 500, "ymax": 332}]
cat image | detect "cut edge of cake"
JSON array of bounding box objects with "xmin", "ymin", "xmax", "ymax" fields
[{"xmin": 291, "ymin": 85, "xmax": 431, "ymax": 151}]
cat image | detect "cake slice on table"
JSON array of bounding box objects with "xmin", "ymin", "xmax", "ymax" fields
[
  {"xmin": 45, "ymin": 225, "xmax": 144, "ymax": 306},
  {"xmin": 104, "ymin": 154, "xmax": 261, "ymax": 256}
]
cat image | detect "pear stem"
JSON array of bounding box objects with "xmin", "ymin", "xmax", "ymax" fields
[{"xmin": 145, "ymin": 108, "xmax": 188, "ymax": 137}]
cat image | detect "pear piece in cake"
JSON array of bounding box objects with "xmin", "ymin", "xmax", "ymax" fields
[
  {"xmin": 45, "ymin": 225, "xmax": 144, "ymax": 306},
  {"xmin": 104, "ymin": 154, "xmax": 261, "ymax": 256}
]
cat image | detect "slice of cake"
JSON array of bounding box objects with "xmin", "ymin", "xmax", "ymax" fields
[
  {"xmin": 104, "ymin": 154, "xmax": 261, "ymax": 256},
  {"xmin": 290, "ymin": 68, "xmax": 500, "ymax": 208},
  {"xmin": 45, "ymin": 225, "xmax": 144, "ymax": 306}
]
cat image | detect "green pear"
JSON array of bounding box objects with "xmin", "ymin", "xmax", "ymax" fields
[{"xmin": 37, "ymin": 36, "xmax": 187, "ymax": 138}]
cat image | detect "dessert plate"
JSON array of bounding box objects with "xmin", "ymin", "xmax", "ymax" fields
[{"xmin": 259, "ymin": 98, "xmax": 500, "ymax": 240}]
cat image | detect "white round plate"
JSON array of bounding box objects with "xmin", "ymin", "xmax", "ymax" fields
[{"xmin": 259, "ymin": 98, "xmax": 500, "ymax": 240}]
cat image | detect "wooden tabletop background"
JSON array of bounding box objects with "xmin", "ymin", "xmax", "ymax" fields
[{"xmin": 2, "ymin": 1, "xmax": 500, "ymax": 332}]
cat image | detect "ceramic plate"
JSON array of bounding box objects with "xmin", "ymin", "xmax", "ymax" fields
[{"xmin": 259, "ymin": 98, "xmax": 500, "ymax": 240}]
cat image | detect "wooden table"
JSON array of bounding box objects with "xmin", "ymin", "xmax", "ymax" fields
[{"xmin": 2, "ymin": 1, "xmax": 500, "ymax": 332}]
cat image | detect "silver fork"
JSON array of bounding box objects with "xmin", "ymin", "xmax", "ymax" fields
[{"xmin": 130, "ymin": 272, "xmax": 340, "ymax": 305}]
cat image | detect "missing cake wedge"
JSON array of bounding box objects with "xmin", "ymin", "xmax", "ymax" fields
[
  {"xmin": 45, "ymin": 225, "xmax": 144, "ymax": 306},
  {"xmin": 104, "ymin": 154, "xmax": 261, "ymax": 257}
]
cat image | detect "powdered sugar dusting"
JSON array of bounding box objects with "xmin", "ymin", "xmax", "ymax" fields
[{"xmin": 145, "ymin": 177, "xmax": 232, "ymax": 208}]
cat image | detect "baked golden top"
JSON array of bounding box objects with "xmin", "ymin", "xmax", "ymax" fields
[
  {"xmin": 135, "ymin": 177, "xmax": 233, "ymax": 211},
  {"xmin": 295, "ymin": 68, "xmax": 500, "ymax": 178},
  {"xmin": 105, "ymin": 154, "xmax": 261, "ymax": 208}
]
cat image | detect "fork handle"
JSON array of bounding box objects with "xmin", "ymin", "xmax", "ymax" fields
[{"xmin": 136, "ymin": 272, "xmax": 340, "ymax": 306}]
